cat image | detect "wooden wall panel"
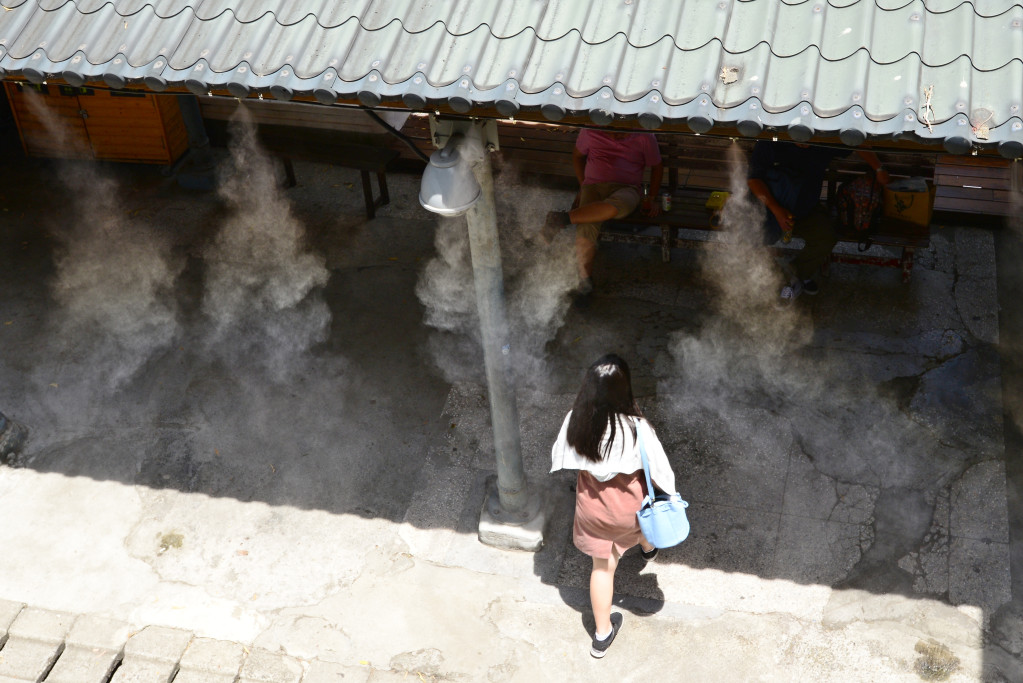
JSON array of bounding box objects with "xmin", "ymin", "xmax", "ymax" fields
[{"xmin": 154, "ymin": 94, "xmax": 189, "ymax": 162}]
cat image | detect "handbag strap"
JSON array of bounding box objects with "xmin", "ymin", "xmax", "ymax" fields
[{"xmin": 635, "ymin": 419, "xmax": 655, "ymax": 500}]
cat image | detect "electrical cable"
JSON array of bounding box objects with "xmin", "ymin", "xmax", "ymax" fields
[{"xmin": 361, "ymin": 108, "xmax": 431, "ymax": 163}]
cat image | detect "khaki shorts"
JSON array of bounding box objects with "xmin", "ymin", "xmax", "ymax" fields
[{"xmin": 576, "ymin": 183, "xmax": 641, "ymax": 243}]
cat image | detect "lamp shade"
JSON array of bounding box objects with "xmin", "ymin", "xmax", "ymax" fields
[{"xmin": 419, "ymin": 135, "xmax": 482, "ymax": 216}]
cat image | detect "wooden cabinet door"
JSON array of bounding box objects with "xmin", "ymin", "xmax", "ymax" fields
[
  {"xmin": 4, "ymin": 82, "xmax": 93, "ymax": 159},
  {"xmin": 79, "ymin": 90, "xmax": 173, "ymax": 163}
]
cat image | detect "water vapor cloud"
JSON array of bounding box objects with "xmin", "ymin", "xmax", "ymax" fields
[{"xmin": 202, "ymin": 105, "xmax": 331, "ymax": 381}]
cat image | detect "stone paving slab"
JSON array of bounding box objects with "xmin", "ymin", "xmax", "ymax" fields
[
  {"xmin": 238, "ymin": 648, "xmax": 303, "ymax": 683},
  {"xmin": 122, "ymin": 627, "xmax": 192, "ymax": 664},
  {"xmin": 0, "ymin": 601, "xmax": 23, "ymax": 643},
  {"xmin": 0, "ymin": 638, "xmax": 63, "ymax": 681},
  {"xmin": 45, "ymin": 646, "xmax": 119, "ymax": 683},
  {"xmin": 7, "ymin": 609, "xmax": 72, "ymax": 646},
  {"xmin": 176, "ymin": 638, "xmax": 245, "ymax": 678},
  {"xmin": 107, "ymin": 658, "xmax": 176, "ymax": 683},
  {"xmin": 66, "ymin": 616, "xmax": 131, "ymax": 652}
]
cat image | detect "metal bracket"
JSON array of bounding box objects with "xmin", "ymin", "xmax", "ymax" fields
[{"xmin": 428, "ymin": 116, "xmax": 499, "ymax": 152}]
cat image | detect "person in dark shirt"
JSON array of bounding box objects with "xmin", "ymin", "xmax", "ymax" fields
[{"xmin": 747, "ymin": 141, "xmax": 888, "ymax": 301}]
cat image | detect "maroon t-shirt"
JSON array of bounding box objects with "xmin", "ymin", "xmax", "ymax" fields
[{"xmin": 576, "ymin": 130, "xmax": 661, "ymax": 187}]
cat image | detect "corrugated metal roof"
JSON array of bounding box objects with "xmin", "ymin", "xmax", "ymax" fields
[{"xmin": 1, "ymin": 0, "xmax": 1022, "ymax": 155}]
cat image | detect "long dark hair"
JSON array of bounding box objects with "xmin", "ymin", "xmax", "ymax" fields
[{"xmin": 567, "ymin": 354, "xmax": 642, "ymax": 462}]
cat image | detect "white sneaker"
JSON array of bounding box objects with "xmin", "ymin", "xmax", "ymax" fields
[{"xmin": 779, "ymin": 279, "xmax": 803, "ymax": 302}]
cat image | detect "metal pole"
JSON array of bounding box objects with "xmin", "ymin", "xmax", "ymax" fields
[
  {"xmin": 169, "ymin": 94, "xmax": 215, "ymax": 187},
  {"xmin": 1012, "ymin": 158, "xmax": 1022, "ymax": 200},
  {"xmin": 464, "ymin": 140, "xmax": 530, "ymax": 517},
  {"xmin": 176, "ymin": 94, "xmax": 210, "ymax": 152}
]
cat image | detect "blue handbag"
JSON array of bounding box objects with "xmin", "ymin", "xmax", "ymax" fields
[{"xmin": 636, "ymin": 424, "xmax": 690, "ymax": 548}]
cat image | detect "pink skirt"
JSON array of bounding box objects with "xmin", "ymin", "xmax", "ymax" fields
[{"xmin": 573, "ymin": 470, "xmax": 646, "ymax": 559}]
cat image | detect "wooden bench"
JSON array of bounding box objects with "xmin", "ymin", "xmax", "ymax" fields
[
  {"xmin": 203, "ymin": 118, "xmax": 400, "ymax": 219},
  {"xmin": 595, "ymin": 137, "xmax": 938, "ymax": 282},
  {"xmin": 254, "ymin": 125, "xmax": 399, "ymax": 219},
  {"xmin": 280, "ymin": 142, "xmax": 397, "ymax": 220},
  {"xmin": 932, "ymin": 154, "xmax": 1013, "ymax": 218},
  {"xmin": 395, "ymin": 115, "xmax": 1015, "ymax": 281}
]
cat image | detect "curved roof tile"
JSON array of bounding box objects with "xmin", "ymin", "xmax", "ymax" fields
[
  {"xmin": 10, "ymin": 3, "xmax": 192, "ymax": 65},
  {"xmin": 1, "ymin": 0, "xmax": 1022, "ymax": 152},
  {"xmin": 34, "ymin": 0, "xmax": 194, "ymax": 17}
]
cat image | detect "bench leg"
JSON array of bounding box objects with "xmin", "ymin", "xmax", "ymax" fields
[
  {"xmin": 660, "ymin": 223, "xmax": 672, "ymax": 262},
  {"xmin": 376, "ymin": 170, "xmax": 390, "ymax": 207},
  {"xmin": 901, "ymin": 247, "xmax": 915, "ymax": 283},
  {"xmin": 360, "ymin": 170, "xmax": 375, "ymax": 219},
  {"xmin": 281, "ymin": 157, "xmax": 296, "ymax": 188}
]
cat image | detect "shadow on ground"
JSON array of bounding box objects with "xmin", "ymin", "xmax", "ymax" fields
[{"xmin": 0, "ymin": 122, "xmax": 1020, "ymax": 679}]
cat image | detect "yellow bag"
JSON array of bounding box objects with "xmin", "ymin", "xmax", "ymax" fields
[{"xmin": 882, "ymin": 184, "xmax": 935, "ymax": 227}]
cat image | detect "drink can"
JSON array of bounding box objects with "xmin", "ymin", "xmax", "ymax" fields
[{"xmin": 660, "ymin": 192, "xmax": 671, "ymax": 212}]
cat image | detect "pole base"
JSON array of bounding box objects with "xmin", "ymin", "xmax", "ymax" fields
[
  {"xmin": 0, "ymin": 414, "xmax": 28, "ymax": 464},
  {"xmin": 478, "ymin": 475, "xmax": 546, "ymax": 552}
]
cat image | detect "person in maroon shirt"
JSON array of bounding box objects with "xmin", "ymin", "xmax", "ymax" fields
[{"xmin": 545, "ymin": 129, "xmax": 664, "ymax": 298}]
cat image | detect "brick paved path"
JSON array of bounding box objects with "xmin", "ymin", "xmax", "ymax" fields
[{"xmin": 0, "ymin": 599, "xmax": 386, "ymax": 683}]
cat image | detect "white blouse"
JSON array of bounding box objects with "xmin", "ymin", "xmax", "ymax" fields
[{"xmin": 550, "ymin": 412, "xmax": 677, "ymax": 494}]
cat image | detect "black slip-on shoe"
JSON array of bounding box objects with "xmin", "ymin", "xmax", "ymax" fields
[
  {"xmin": 641, "ymin": 546, "xmax": 658, "ymax": 562},
  {"xmin": 590, "ymin": 612, "xmax": 623, "ymax": 658}
]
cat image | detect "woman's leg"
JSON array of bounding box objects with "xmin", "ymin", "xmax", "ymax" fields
[{"xmin": 590, "ymin": 547, "xmax": 620, "ymax": 635}]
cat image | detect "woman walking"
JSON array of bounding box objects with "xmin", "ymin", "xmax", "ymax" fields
[{"xmin": 551, "ymin": 354, "xmax": 677, "ymax": 658}]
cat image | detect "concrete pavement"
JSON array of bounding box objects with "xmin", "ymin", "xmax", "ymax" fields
[{"xmin": 0, "ymin": 132, "xmax": 1020, "ymax": 681}]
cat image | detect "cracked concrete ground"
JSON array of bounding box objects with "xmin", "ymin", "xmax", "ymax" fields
[{"xmin": 0, "ymin": 126, "xmax": 1021, "ymax": 682}]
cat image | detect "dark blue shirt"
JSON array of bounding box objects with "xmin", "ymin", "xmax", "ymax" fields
[{"xmin": 749, "ymin": 141, "xmax": 849, "ymax": 242}]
